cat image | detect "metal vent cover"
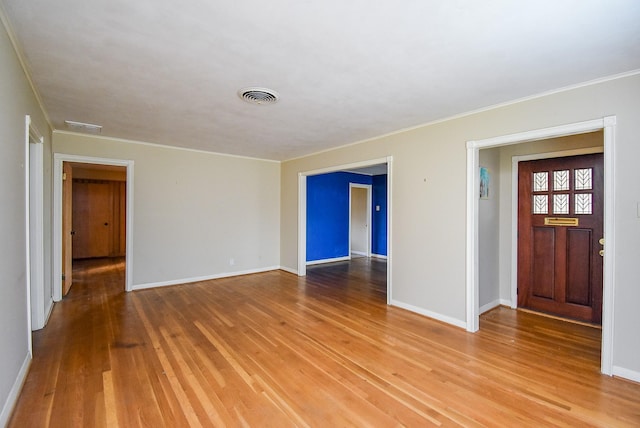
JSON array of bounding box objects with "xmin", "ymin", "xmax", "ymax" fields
[
  {"xmin": 238, "ymin": 87, "xmax": 279, "ymax": 105},
  {"xmin": 64, "ymin": 119, "xmax": 102, "ymax": 134}
]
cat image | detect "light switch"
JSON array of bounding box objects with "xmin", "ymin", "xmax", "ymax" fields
[{"xmin": 376, "ymin": 205, "xmax": 380, "ymax": 212}]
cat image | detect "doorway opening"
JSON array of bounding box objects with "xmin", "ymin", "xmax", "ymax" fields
[
  {"xmin": 467, "ymin": 116, "xmax": 616, "ymax": 375},
  {"xmin": 349, "ymin": 183, "xmax": 372, "ymax": 259},
  {"xmin": 63, "ymin": 162, "xmax": 127, "ymax": 296},
  {"xmin": 298, "ymin": 157, "xmax": 392, "ymax": 303},
  {"xmin": 53, "ymin": 154, "xmax": 134, "ymax": 301}
]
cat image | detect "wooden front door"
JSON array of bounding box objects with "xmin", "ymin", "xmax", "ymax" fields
[{"xmin": 517, "ymin": 153, "xmax": 603, "ymax": 324}]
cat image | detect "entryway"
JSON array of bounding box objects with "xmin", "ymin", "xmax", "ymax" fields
[
  {"xmin": 466, "ymin": 116, "xmax": 616, "ymax": 375},
  {"xmin": 53, "ymin": 154, "xmax": 134, "ymax": 301},
  {"xmin": 62, "ymin": 162, "xmax": 128, "ymax": 296}
]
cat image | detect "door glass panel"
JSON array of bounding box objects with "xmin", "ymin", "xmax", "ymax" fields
[
  {"xmin": 533, "ymin": 172, "xmax": 548, "ymax": 192},
  {"xmin": 533, "ymin": 195, "xmax": 548, "ymax": 214},
  {"xmin": 553, "ymin": 194, "xmax": 569, "ymax": 214},
  {"xmin": 554, "ymin": 170, "xmax": 570, "ymax": 191},
  {"xmin": 575, "ymin": 168, "xmax": 593, "ymax": 190},
  {"xmin": 575, "ymin": 193, "xmax": 593, "ymax": 215}
]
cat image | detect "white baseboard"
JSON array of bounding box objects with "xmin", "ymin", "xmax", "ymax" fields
[
  {"xmin": 306, "ymin": 256, "xmax": 350, "ymax": 266},
  {"xmin": 278, "ymin": 266, "xmax": 298, "ymax": 275},
  {"xmin": 390, "ymin": 299, "xmax": 467, "ymax": 329},
  {"xmin": 479, "ymin": 299, "xmax": 511, "ymax": 314},
  {"xmin": 351, "ymin": 251, "xmax": 367, "ymax": 256},
  {"xmin": 371, "ymin": 253, "xmax": 388, "ymax": 260},
  {"xmin": 132, "ymin": 266, "xmax": 281, "ymax": 291},
  {"xmin": 0, "ymin": 353, "xmax": 31, "ymax": 427},
  {"xmin": 479, "ymin": 300, "xmax": 501, "ymax": 314},
  {"xmin": 501, "ymin": 299, "xmax": 513, "ymax": 308},
  {"xmin": 32, "ymin": 298, "xmax": 55, "ymax": 331},
  {"xmin": 612, "ymin": 366, "xmax": 640, "ymax": 384},
  {"xmin": 44, "ymin": 298, "xmax": 54, "ymax": 326}
]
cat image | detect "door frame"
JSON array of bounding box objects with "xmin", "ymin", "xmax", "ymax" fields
[
  {"xmin": 297, "ymin": 156, "xmax": 392, "ymax": 304},
  {"xmin": 53, "ymin": 153, "xmax": 135, "ymax": 300},
  {"xmin": 27, "ymin": 116, "xmax": 46, "ymax": 332},
  {"xmin": 466, "ymin": 116, "xmax": 616, "ymax": 375},
  {"xmin": 349, "ymin": 183, "xmax": 372, "ymax": 258},
  {"xmin": 25, "ymin": 116, "xmax": 45, "ymax": 354}
]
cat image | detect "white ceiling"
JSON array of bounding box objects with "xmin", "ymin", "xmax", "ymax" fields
[{"xmin": 2, "ymin": 1, "xmax": 639, "ymax": 161}]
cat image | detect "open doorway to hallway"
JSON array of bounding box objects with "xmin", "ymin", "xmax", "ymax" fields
[
  {"xmin": 62, "ymin": 162, "xmax": 127, "ymax": 297},
  {"xmin": 54, "ymin": 153, "xmax": 134, "ymax": 302},
  {"xmin": 303, "ymin": 162, "xmax": 389, "ymax": 299}
]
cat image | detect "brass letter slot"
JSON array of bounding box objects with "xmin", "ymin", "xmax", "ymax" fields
[{"xmin": 544, "ymin": 217, "xmax": 579, "ymax": 226}]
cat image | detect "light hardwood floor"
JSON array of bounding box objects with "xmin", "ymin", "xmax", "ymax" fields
[{"xmin": 9, "ymin": 257, "xmax": 640, "ymax": 427}]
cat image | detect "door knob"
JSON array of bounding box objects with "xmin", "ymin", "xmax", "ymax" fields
[
  {"xmin": 599, "ymin": 250, "xmax": 604, "ymax": 257},
  {"xmin": 599, "ymin": 238, "xmax": 605, "ymax": 245}
]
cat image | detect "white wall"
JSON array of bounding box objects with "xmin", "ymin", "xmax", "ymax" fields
[
  {"xmin": 478, "ymin": 148, "xmax": 500, "ymax": 312},
  {"xmin": 0, "ymin": 13, "xmax": 51, "ymax": 425},
  {"xmin": 281, "ymin": 72, "xmax": 640, "ymax": 378},
  {"xmin": 53, "ymin": 132, "xmax": 281, "ymax": 288}
]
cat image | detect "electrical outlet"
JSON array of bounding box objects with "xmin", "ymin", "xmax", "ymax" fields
[{"xmin": 229, "ymin": 258, "xmax": 235, "ymax": 266}]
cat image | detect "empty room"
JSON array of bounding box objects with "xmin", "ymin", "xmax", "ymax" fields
[{"xmin": 1, "ymin": 1, "xmax": 640, "ymax": 426}]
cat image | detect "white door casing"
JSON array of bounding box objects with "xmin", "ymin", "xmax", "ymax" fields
[{"xmin": 27, "ymin": 117, "xmax": 46, "ymax": 331}]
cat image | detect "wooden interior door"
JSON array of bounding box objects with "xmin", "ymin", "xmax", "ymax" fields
[
  {"xmin": 62, "ymin": 163, "xmax": 73, "ymax": 295},
  {"xmin": 72, "ymin": 181, "xmax": 113, "ymax": 259},
  {"xmin": 517, "ymin": 153, "xmax": 603, "ymax": 324}
]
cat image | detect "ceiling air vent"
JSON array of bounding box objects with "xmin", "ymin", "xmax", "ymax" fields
[
  {"xmin": 64, "ymin": 120, "xmax": 102, "ymax": 134},
  {"xmin": 238, "ymin": 87, "xmax": 279, "ymax": 105}
]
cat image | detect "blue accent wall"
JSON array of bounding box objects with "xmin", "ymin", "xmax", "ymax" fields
[{"xmin": 306, "ymin": 172, "xmax": 387, "ymax": 262}]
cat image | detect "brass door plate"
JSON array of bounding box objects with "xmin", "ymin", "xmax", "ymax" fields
[{"xmin": 544, "ymin": 217, "xmax": 579, "ymax": 226}]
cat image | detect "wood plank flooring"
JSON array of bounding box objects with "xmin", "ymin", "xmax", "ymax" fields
[{"xmin": 9, "ymin": 257, "xmax": 640, "ymax": 427}]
